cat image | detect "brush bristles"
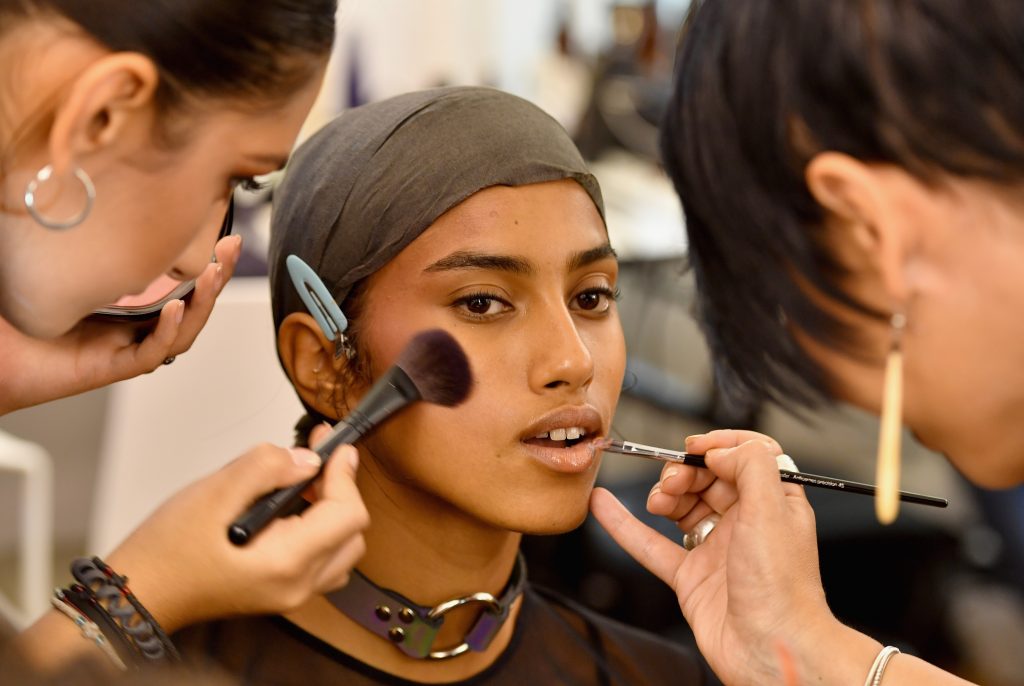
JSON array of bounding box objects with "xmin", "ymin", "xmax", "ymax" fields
[{"xmin": 395, "ymin": 329, "xmax": 473, "ymax": 407}]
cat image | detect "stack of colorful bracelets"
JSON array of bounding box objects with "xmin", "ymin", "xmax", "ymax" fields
[{"xmin": 51, "ymin": 557, "xmax": 180, "ymax": 671}]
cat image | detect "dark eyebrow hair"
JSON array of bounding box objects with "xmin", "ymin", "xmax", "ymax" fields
[
  {"xmin": 423, "ymin": 243, "xmax": 617, "ymax": 276},
  {"xmin": 567, "ymin": 243, "xmax": 617, "ymax": 272},
  {"xmin": 424, "ymin": 251, "xmax": 533, "ymax": 275}
]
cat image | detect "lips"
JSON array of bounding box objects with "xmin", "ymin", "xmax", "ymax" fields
[{"xmin": 519, "ymin": 406, "xmax": 605, "ymax": 474}]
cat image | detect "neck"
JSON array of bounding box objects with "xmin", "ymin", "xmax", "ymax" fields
[{"xmin": 285, "ymin": 451, "xmax": 524, "ymax": 683}]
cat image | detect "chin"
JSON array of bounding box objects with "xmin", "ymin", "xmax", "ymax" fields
[
  {"xmin": 950, "ymin": 451, "xmax": 1024, "ymax": 489},
  {"xmin": 0, "ymin": 293, "xmax": 76, "ymax": 339},
  {"xmin": 507, "ymin": 500, "xmax": 591, "ymax": 536}
]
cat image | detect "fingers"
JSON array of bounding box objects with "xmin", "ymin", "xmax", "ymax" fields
[
  {"xmin": 590, "ymin": 487, "xmax": 686, "ymax": 586},
  {"xmin": 703, "ymin": 442, "xmax": 795, "ymax": 523},
  {"xmin": 113, "ymin": 299, "xmax": 185, "ymax": 376},
  {"xmin": 648, "ymin": 458, "xmax": 739, "ymax": 523},
  {"xmin": 259, "ymin": 444, "xmax": 368, "ymax": 589},
  {"xmin": 216, "ymin": 443, "xmax": 323, "ymax": 511},
  {"xmin": 166, "ymin": 234, "xmax": 242, "ymax": 357},
  {"xmin": 648, "ymin": 431, "xmax": 800, "ymax": 528},
  {"xmin": 685, "ymin": 429, "xmax": 782, "ymax": 455}
]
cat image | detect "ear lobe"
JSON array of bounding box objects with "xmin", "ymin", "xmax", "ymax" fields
[
  {"xmin": 806, "ymin": 152, "xmax": 909, "ymax": 301},
  {"xmin": 48, "ymin": 53, "xmax": 160, "ymax": 174}
]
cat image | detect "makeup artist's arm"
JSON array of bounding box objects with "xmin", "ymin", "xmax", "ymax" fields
[
  {"xmin": 0, "ymin": 235, "xmax": 241, "ymax": 416},
  {"xmin": 14, "ymin": 427, "xmax": 368, "ymax": 673},
  {"xmin": 591, "ymin": 429, "xmax": 974, "ymax": 685}
]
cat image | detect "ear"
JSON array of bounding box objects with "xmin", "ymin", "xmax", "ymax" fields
[
  {"xmin": 47, "ymin": 53, "xmax": 160, "ymax": 174},
  {"xmin": 805, "ymin": 152, "xmax": 909, "ymax": 302},
  {"xmin": 278, "ymin": 312, "xmax": 360, "ymax": 419}
]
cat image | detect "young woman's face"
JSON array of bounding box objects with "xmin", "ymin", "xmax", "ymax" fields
[
  {"xmin": 352, "ymin": 179, "xmax": 626, "ymax": 533},
  {"xmin": 0, "ymin": 64, "xmax": 325, "ymax": 338}
]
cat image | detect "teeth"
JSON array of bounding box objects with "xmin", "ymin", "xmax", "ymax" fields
[{"xmin": 530, "ymin": 427, "xmax": 588, "ymax": 442}]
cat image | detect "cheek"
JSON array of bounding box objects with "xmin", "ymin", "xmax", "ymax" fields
[{"xmin": 587, "ymin": 318, "xmax": 627, "ymax": 403}]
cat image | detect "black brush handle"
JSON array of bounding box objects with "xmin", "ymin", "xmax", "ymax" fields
[
  {"xmin": 227, "ymin": 418, "xmax": 360, "ymax": 545},
  {"xmin": 603, "ymin": 442, "xmax": 948, "ymax": 509},
  {"xmin": 227, "ymin": 365, "xmax": 421, "ymax": 546}
]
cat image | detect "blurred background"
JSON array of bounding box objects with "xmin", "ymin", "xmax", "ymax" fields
[{"xmin": 1, "ymin": 1, "xmax": 1022, "ymax": 683}]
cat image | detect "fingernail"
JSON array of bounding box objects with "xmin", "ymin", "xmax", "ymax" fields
[
  {"xmin": 647, "ymin": 484, "xmax": 661, "ymax": 500},
  {"xmin": 345, "ymin": 445, "xmax": 360, "ymax": 471},
  {"xmin": 233, "ymin": 234, "xmax": 243, "ymax": 249},
  {"xmin": 214, "ymin": 263, "xmax": 224, "ymax": 290},
  {"xmin": 175, "ymin": 300, "xmax": 185, "ymax": 324},
  {"xmin": 289, "ymin": 448, "xmax": 321, "ymax": 468},
  {"xmin": 662, "ymin": 468, "xmax": 679, "ymax": 482},
  {"xmin": 685, "ymin": 434, "xmax": 704, "ymax": 446}
]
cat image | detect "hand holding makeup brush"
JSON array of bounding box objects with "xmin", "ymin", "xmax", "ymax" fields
[{"xmin": 591, "ymin": 430, "xmax": 883, "ymax": 686}]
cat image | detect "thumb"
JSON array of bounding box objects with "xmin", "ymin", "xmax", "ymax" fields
[
  {"xmin": 318, "ymin": 444, "xmax": 360, "ymax": 501},
  {"xmin": 216, "ymin": 444, "xmax": 322, "ymax": 510}
]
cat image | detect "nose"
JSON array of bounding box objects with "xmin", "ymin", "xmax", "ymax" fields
[
  {"xmin": 527, "ymin": 304, "xmax": 595, "ymax": 394},
  {"xmin": 167, "ymin": 199, "xmax": 230, "ymax": 280}
]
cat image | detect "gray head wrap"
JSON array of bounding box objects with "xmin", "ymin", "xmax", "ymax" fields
[{"xmin": 269, "ymin": 86, "xmax": 604, "ymax": 333}]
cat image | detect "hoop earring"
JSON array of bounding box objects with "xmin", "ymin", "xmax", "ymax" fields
[
  {"xmin": 23, "ymin": 164, "xmax": 96, "ymax": 230},
  {"xmin": 875, "ymin": 311, "xmax": 905, "ymax": 525}
]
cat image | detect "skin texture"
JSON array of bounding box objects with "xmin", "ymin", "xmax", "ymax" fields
[
  {"xmin": 800, "ymin": 157, "xmax": 1024, "ymax": 488},
  {"xmin": 277, "ymin": 179, "xmax": 626, "ymax": 682},
  {"xmin": 2, "ymin": 14, "xmax": 371, "ymax": 676}
]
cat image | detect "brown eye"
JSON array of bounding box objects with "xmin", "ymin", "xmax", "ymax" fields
[
  {"xmin": 466, "ymin": 296, "xmax": 492, "ymax": 314},
  {"xmin": 576, "ymin": 291, "xmax": 602, "ymax": 311}
]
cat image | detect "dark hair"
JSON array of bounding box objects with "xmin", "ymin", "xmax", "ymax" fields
[
  {"xmin": 1, "ymin": 0, "xmax": 336, "ymax": 108},
  {"xmin": 661, "ymin": 0, "xmax": 1024, "ymax": 410}
]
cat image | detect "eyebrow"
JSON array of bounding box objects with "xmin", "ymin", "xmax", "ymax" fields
[
  {"xmin": 567, "ymin": 243, "xmax": 617, "ymax": 272},
  {"xmin": 423, "ymin": 243, "xmax": 617, "ymax": 276}
]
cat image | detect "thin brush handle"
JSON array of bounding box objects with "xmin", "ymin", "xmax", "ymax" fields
[{"xmin": 603, "ymin": 440, "xmax": 947, "ymax": 508}]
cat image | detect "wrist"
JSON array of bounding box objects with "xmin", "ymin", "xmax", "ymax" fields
[
  {"xmin": 791, "ymin": 614, "xmax": 882, "ymax": 685},
  {"xmin": 103, "ymin": 549, "xmax": 189, "ymax": 634}
]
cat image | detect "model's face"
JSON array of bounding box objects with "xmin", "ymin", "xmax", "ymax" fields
[
  {"xmin": 811, "ymin": 173, "xmax": 1024, "ymax": 488},
  {"xmin": 351, "ymin": 180, "xmax": 625, "ymax": 533},
  {"xmin": 0, "ymin": 65, "xmax": 325, "ymax": 338}
]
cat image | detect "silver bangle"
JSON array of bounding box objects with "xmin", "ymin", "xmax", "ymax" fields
[{"xmin": 864, "ymin": 645, "xmax": 900, "ymax": 686}]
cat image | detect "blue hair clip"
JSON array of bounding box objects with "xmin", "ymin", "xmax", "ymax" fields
[{"xmin": 285, "ymin": 254, "xmax": 354, "ymax": 359}]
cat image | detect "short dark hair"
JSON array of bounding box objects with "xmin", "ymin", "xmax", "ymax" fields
[
  {"xmin": 2, "ymin": 0, "xmax": 336, "ymax": 107},
  {"xmin": 661, "ymin": 0, "xmax": 1024, "ymax": 410}
]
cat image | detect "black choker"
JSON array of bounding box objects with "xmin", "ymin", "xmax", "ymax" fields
[{"xmin": 325, "ymin": 553, "xmax": 527, "ymax": 660}]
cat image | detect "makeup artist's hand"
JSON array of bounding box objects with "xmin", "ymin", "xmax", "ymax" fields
[
  {"xmin": 17, "ymin": 432, "xmax": 368, "ymax": 671},
  {"xmin": 591, "ymin": 430, "xmax": 877, "ymax": 685},
  {"xmin": 102, "ymin": 429, "xmax": 369, "ymax": 633},
  {"xmin": 0, "ymin": 234, "xmax": 242, "ymax": 416}
]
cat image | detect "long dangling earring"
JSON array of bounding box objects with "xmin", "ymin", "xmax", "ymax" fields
[
  {"xmin": 23, "ymin": 164, "xmax": 96, "ymax": 230},
  {"xmin": 875, "ymin": 311, "xmax": 905, "ymax": 525}
]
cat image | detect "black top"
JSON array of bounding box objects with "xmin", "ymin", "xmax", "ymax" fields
[{"xmin": 174, "ymin": 586, "xmax": 716, "ymax": 686}]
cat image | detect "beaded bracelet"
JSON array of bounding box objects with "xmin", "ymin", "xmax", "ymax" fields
[
  {"xmin": 70, "ymin": 557, "xmax": 181, "ymax": 664},
  {"xmin": 51, "ymin": 588, "xmax": 128, "ymax": 671},
  {"xmin": 863, "ymin": 645, "xmax": 901, "ymax": 686}
]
